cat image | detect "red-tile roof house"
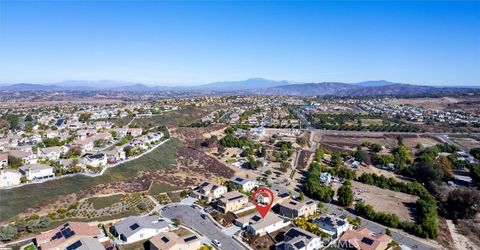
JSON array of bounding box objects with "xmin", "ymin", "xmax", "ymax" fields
[
  {"xmin": 338, "ymin": 227, "xmax": 392, "ymax": 250},
  {"xmin": 36, "ymin": 222, "xmax": 100, "ymax": 250}
]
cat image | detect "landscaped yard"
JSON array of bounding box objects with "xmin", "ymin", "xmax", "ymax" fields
[
  {"xmin": 22, "ymin": 243, "xmax": 36, "ymax": 250},
  {"xmin": 74, "ymin": 193, "xmax": 155, "ymax": 220}
]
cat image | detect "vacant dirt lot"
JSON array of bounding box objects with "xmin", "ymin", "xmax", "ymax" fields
[
  {"xmin": 318, "ymin": 131, "xmax": 441, "ymax": 152},
  {"xmin": 351, "ymin": 181, "xmax": 418, "ymax": 222},
  {"xmin": 388, "ymin": 97, "xmax": 460, "ymax": 109},
  {"xmin": 355, "ymin": 165, "xmax": 413, "ymax": 183},
  {"xmin": 450, "ymin": 137, "xmax": 480, "ymax": 151}
]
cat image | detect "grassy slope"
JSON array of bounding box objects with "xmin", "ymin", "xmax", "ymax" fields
[
  {"xmin": 0, "ymin": 139, "xmax": 181, "ymax": 222},
  {"xmin": 88, "ymin": 194, "xmax": 125, "ymax": 210}
]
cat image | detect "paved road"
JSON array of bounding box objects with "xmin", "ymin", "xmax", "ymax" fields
[{"xmin": 162, "ymin": 204, "xmax": 244, "ymax": 250}]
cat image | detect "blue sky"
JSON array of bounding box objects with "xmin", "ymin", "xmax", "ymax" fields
[{"xmin": 0, "ymin": 1, "xmax": 479, "ymax": 86}]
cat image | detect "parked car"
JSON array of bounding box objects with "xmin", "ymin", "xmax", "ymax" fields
[{"xmin": 212, "ymin": 239, "xmax": 221, "ymax": 247}]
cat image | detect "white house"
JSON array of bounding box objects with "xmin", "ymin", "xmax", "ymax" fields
[
  {"xmin": 191, "ymin": 182, "xmax": 228, "ymax": 201},
  {"xmin": 104, "ymin": 147, "xmax": 126, "ymax": 163},
  {"xmin": 73, "ymin": 138, "xmax": 94, "ymax": 152},
  {"xmin": 127, "ymin": 128, "xmax": 143, "ymax": 137},
  {"xmin": 243, "ymin": 213, "xmax": 290, "ymax": 236},
  {"xmin": 19, "ymin": 164, "xmax": 54, "ymax": 180},
  {"xmin": 229, "ymin": 176, "xmax": 258, "ymax": 192},
  {"xmin": 275, "ymin": 227, "xmax": 323, "ymax": 250},
  {"xmin": 313, "ymin": 214, "xmax": 350, "ymax": 239},
  {"xmin": 83, "ymin": 153, "xmax": 107, "ymax": 167},
  {"xmin": 110, "ymin": 216, "xmax": 170, "ymax": 244},
  {"xmin": 37, "ymin": 146, "xmax": 62, "ymax": 161},
  {"xmin": 0, "ymin": 169, "xmax": 22, "ymax": 187}
]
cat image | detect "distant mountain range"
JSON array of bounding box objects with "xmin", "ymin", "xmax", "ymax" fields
[{"xmin": 0, "ymin": 78, "xmax": 478, "ymax": 97}]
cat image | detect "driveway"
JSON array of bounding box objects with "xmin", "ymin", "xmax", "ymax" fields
[{"xmin": 162, "ymin": 204, "xmax": 244, "ymax": 250}]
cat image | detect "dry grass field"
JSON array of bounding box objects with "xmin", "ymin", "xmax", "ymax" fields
[
  {"xmin": 450, "ymin": 136, "xmax": 480, "ymax": 151},
  {"xmin": 351, "ymin": 181, "xmax": 418, "ymax": 223},
  {"xmin": 388, "ymin": 97, "xmax": 461, "ymax": 110},
  {"xmin": 317, "ymin": 131, "xmax": 441, "ymax": 152}
]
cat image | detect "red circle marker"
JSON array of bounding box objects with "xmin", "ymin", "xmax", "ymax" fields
[{"xmin": 252, "ymin": 187, "xmax": 275, "ymax": 218}]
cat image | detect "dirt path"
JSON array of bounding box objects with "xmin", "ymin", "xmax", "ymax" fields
[{"xmin": 446, "ymin": 220, "xmax": 478, "ymax": 250}]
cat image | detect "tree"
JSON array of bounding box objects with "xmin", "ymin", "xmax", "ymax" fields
[
  {"xmin": 377, "ymin": 154, "xmax": 394, "ymax": 167},
  {"xmin": 393, "ymin": 144, "xmax": 413, "ymax": 171},
  {"xmin": 445, "ymin": 188, "xmax": 480, "ymax": 219},
  {"xmin": 0, "ymin": 226, "xmax": 17, "ymax": 241},
  {"xmin": 5, "ymin": 114, "xmax": 19, "ymax": 131},
  {"xmin": 296, "ymin": 137, "xmax": 307, "ymax": 146},
  {"xmin": 370, "ymin": 144, "xmax": 383, "ymax": 153},
  {"xmin": 299, "ymin": 192, "xmax": 305, "ymax": 201},
  {"xmin": 109, "ymin": 130, "xmax": 118, "ymax": 138},
  {"xmin": 337, "ymin": 182, "xmax": 354, "ymax": 207},
  {"xmin": 241, "ymin": 147, "xmax": 254, "ymax": 157},
  {"xmin": 256, "ymin": 147, "xmax": 267, "ymax": 157},
  {"xmin": 437, "ymin": 156, "xmax": 453, "ymax": 174},
  {"xmin": 180, "ymin": 190, "xmax": 188, "ymax": 198},
  {"xmin": 65, "ymin": 146, "xmax": 82, "ymax": 158},
  {"xmin": 79, "ymin": 112, "xmax": 91, "ymax": 122},
  {"xmin": 8, "ymin": 156, "xmax": 22, "ymax": 168},
  {"xmin": 25, "ymin": 123, "xmax": 33, "ymax": 133},
  {"xmin": 470, "ymin": 164, "xmax": 480, "ymax": 187},
  {"xmin": 25, "ymin": 114, "xmax": 34, "ymax": 122},
  {"xmin": 315, "ymin": 147, "xmax": 325, "ymax": 161},
  {"xmin": 331, "ymin": 152, "xmax": 342, "ymax": 168},
  {"xmin": 470, "ymin": 148, "xmax": 480, "ymax": 161}
]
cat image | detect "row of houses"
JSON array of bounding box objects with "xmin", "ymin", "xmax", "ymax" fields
[
  {"xmin": 0, "ymin": 128, "xmax": 163, "ymax": 188},
  {"xmin": 32, "ymin": 215, "xmax": 201, "ymax": 250}
]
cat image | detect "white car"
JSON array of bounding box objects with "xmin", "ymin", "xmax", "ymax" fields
[{"xmin": 212, "ymin": 239, "xmax": 222, "ymax": 247}]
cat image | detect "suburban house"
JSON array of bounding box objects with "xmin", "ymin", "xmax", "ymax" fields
[
  {"xmin": 37, "ymin": 146, "xmax": 63, "ymax": 161},
  {"xmin": 229, "ymin": 176, "xmax": 258, "ymax": 192},
  {"xmin": 0, "ymin": 169, "xmax": 22, "ymax": 187},
  {"xmin": 241, "ymin": 213, "xmax": 291, "ymax": 236},
  {"xmin": 8, "ymin": 150, "xmax": 38, "ymax": 164},
  {"xmin": 313, "ymin": 214, "xmax": 350, "ymax": 239},
  {"xmin": 93, "ymin": 132, "xmax": 113, "ymax": 142},
  {"xmin": 278, "ymin": 199, "xmax": 318, "ymax": 218},
  {"xmin": 191, "ymin": 182, "xmax": 227, "ymax": 202},
  {"xmin": 338, "ymin": 227, "xmax": 392, "ymax": 250},
  {"xmin": 0, "ymin": 153, "xmax": 8, "ymax": 167},
  {"xmin": 275, "ymin": 227, "xmax": 323, "ymax": 250},
  {"xmin": 127, "ymin": 128, "xmax": 143, "ymax": 137},
  {"xmin": 148, "ymin": 232, "xmax": 201, "ymax": 250},
  {"xmin": 110, "ymin": 216, "xmax": 169, "ymax": 244},
  {"xmin": 35, "ymin": 222, "xmax": 101, "ymax": 250},
  {"xmin": 82, "ymin": 153, "xmax": 107, "ymax": 167},
  {"xmin": 104, "ymin": 147, "xmax": 126, "ymax": 163},
  {"xmin": 145, "ymin": 132, "xmax": 163, "ymax": 144},
  {"xmin": 73, "ymin": 138, "xmax": 95, "ymax": 152},
  {"xmin": 216, "ymin": 191, "xmax": 249, "ymax": 213},
  {"xmin": 64, "ymin": 237, "xmax": 105, "ymax": 250},
  {"xmin": 19, "ymin": 164, "xmax": 55, "ymax": 181}
]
